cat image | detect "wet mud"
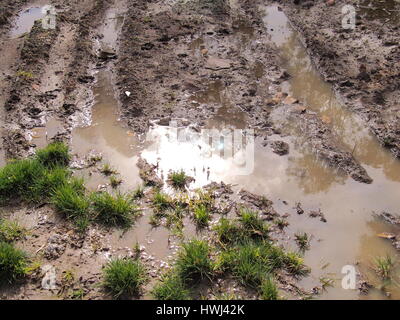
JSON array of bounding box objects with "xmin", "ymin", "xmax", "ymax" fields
[{"xmin": 1, "ymin": 0, "xmax": 400, "ymax": 301}]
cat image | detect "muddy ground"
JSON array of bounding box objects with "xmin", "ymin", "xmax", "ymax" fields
[
  {"xmin": 0, "ymin": 0, "xmax": 399, "ymax": 300},
  {"xmin": 281, "ymin": 0, "xmax": 400, "ymax": 158}
]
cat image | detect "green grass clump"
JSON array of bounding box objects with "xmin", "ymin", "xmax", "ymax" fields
[
  {"xmin": 213, "ymin": 210, "xmax": 270, "ymax": 245},
  {"xmin": 168, "ymin": 170, "xmax": 189, "ymax": 189},
  {"xmin": 152, "ymin": 272, "xmax": 191, "ymax": 300},
  {"xmin": 152, "ymin": 190, "xmax": 172, "ymax": 213},
  {"xmin": 100, "ymin": 163, "xmax": 117, "ymax": 176},
  {"xmin": 214, "ymin": 218, "xmax": 244, "ymax": 244},
  {"xmin": 109, "ymin": 176, "xmax": 122, "ymax": 188},
  {"xmin": 260, "ymin": 277, "xmax": 279, "ymax": 300},
  {"xmin": 132, "ymin": 185, "xmax": 145, "ymax": 199},
  {"xmin": 220, "ymin": 241, "xmax": 284, "ymax": 288},
  {"xmin": 102, "ymin": 258, "xmax": 147, "ymax": 299},
  {"xmin": 193, "ymin": 204, "xmax": 211, "ymax": 227},
  {"xmin": 239, "ymin": 209, "xmax": 270, "ymax": 238},
  {"xmin": 283, "ymin": 251, "xmax": 310, "ymax": 276},
  {"xmin": 30, "ymin": 166, "xmax": 71, "ymax": 202},
  {"xmin": 0, "ymin": 142, "xmax": 72, "ymax": 203},
  {"xmin": 294, "ymin": 232, "xmax": 310, "ymax": 251},
  {"xmin": 0, "ymin": 242, "xmax": 27, "ymax": 285},
  {"xmin": 91, "ymin": 192, "xmax": 138, "ymax": 228},
  {"xmin": 36, "ymin": 142, "xmax": 70, "ymax": 168},
  {"xmin": 0, "ymin": 220, "xmax": 26, "ymax": 243},
  {"xmin": 374, "ymin": 255, "xmax": 394, "ymax": 280},
  {"xmin": 51, "ymin": 181, "xmax": 90, "ymax": 231},
  {"xmin": 176, "ymin": 239, "xmax": 214, "ymax": 283},
  {"xmin": 0, "ymin": 159, "xmax": 45, "ymax": 203}
]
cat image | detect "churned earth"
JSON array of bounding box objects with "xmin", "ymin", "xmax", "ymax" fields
[{"xmin": 0, "ymin": 0, "xmax": 400, "ymax": 300}]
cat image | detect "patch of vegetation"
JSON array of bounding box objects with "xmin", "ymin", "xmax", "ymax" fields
[
  {"xmin": 91, "ymin": 192, "xmax": 139, "ymax": 228},
  {"xmin": 213, "ymin": 210, "xmax": 270, "ymax": 245},
  {"xmin": 51, "ymin": 180, "xmax": 90, "ymax": 232},
  {"xmin": 16, "ymin": 70, "xmax": 34, "ymax": 79},
  {"xmin": 0, "ymin": 242, "xmax": 28, "ymax": 285},
  {"xmin": 132, "ymin": 185, "xmax": 145, "ymax": 199},
  {"xmin": 168, "ymin": 170, "xmax": 190, "ymax": 189},
  {"xmin": 193, "ymin": 204, "xmax": 211, "ymax": 227},
  {"xmin": 0, "ymin": 220, "xmax": 26, "ymax": 243},
  {"xmin": 152, "ymin": 271, "xmax": 191, "ymax": 300},
  {"xmin": 374, "ymin": 255, "xmax": 394, "ymax": 280},
  {"xmin": 275, "ymin": 218, "xmax": 289, "ymax": 230},
  {"xmin": 294, "ymin": 232, "xmax": 310, "ymax": 251},
  {"xmin": 219, "ymin": 241, "xmax": 284, "ymax": 288},
  {"xmin": 260, "ymin": 277, "xmax": 279, "ymax": 300},
  {"xmin": 176, "ymin": 239, "xmax": 214, "ymax": 283},
  {"xmin": 36, "ymin": 141, "xmax": 70, "ymax": 168},
  {"xmin": 102, "ymin": 258, "xmax": 147, "ymax": 299},
  {"xmin": 152, "ymin": 190, "xmax": 172, "ymax": 213},
  {"xmin": 100, "ymin": 163, "xmax": 117, "ymax": 176},
  {"xmin": 109, "ymin": 176, "xmax": 122, "ymax": 188},
  {"xmin": 0, "ymin": 142, "xmax": 71, "ymax": 204},
  {"xmin": 283, "ymin": 251, "xmax": 310, "ymax": 276},
  {"xmin": 238, "ymin": 208, "xmax": 270, "ymax": 239}
]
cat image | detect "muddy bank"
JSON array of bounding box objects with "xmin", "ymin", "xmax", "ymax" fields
[{"xmin": 281, "ymin": 0, "xmax": 400, "ymax": 158}]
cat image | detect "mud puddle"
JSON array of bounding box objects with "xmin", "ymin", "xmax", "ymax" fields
[
  {"xmin": 47, "ymin": 2, "xmax": 400, "ymax": 299},
  {"xmin": 10, "ymin": 4, "xmax": 47, "ymax": 38},
  {"xmin": 242, "ymin": 4, "xmax": 400, "ymax": 299}
]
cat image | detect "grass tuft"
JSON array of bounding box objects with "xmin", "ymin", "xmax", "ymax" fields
[
  {"xmin": 100, "ymin": 163, "xmax": 117, "ymax": 176},
  {"xmin": 152, "ymin": 190, "xmax": 172, "ymax": 213},
  {"xmin": 91, "ymin": 192, "xmax": 139, "ymax": 228},
  {"xmin": 176, "ymin": 239, "xmax": 214, "ymax": 283},
  {"xmin": 109, "ymin": 176, "xmax": 122, "ymax": 188},
  {"xmin": 220, "ymin": 241, "xmax": 283, "ymax": 288},
  {"xmin": 260, "ymin": 276, "xmax": 279, "ymax": 300},
  {"xmin": 51, "ymin": 181, "xmax": 90, "ymax": 231},
  {"xmin": 374, "ymin": 255, "xmax": 394, "ymax": 280},
  {"xmin": 168, "ymin": 170, "xmax": 190, "ymax": 189},
  {"xmin": 0, "ymin": 220, "xmax": 26, "ymax": 243},
  {"xmin": 193, "ymin": 204, "xmax": 211, "ymax": 227},
  {"xmin": 36, "ymin": 142, "xmax": 70, "ymax": 168},
  {"xmin": 0, "ymin": 242, "xmax": 27, "ymax": 285},
  {"xmin": 152, "ymin": 271, "xmax": 191, "ymax": 300},
  {"xmin": 102, "ymin": 258, "xmax": 147, "ymax": 299}
]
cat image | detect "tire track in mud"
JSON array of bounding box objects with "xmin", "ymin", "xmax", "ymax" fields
[
  {"xmin": 1, "ymin": 0, "xmax": 111, "ymax": 159},
  {"xmin": 280, "ymin": 0, "xmax": 400, "ymax": 159},
  {"xmin": 114, "ymin": 0, "xmax": 371, "ymax": 183}
]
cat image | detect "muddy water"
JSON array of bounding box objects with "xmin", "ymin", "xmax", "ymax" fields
[
  {"xmin": 10, "ymin": 6, "xmax": 46, "ymax": 38},
  {"xmin": 244, "ymin": 4, "xmax": 400, "ymax": 299},
  {"xmin": 61, "ymin": 3, "xmax": 400, "ymax": 299}
]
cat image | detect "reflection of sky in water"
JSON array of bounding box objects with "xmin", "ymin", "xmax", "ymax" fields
[
  {"xmin": 141, "ymin": 124, "xmax": 255, "ymax": 188},
  {"xmin": 10, "ymin": 7, "xmax": 45, "ymax": 38}
]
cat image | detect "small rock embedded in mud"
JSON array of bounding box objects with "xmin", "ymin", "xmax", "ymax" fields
[
  {"xmin": 205, "ymin": 56, "xmax": 232, "ymax": 70},
  {"xmin": 295, "ymin": 202, "xmax": 304, "ymax": 215},
  {"xmin": 309, "ymin": 209, "xmax": 327, "ymax": 223},
  {"xmin": 270, "ymin": 140, "xmax": 289, "ymax": 156},
  {"xmin": 44, "ymin": 234, "xmax": 67, "ymax": 260}
]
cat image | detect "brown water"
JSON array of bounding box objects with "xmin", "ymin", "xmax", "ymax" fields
[
  {"xmin": 64, "ymin": 3, "xmax": 400, "ymax": 299},
  {"xmin": 10, "ymin": 5, "xmax": 47, "ymax": 38}
]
